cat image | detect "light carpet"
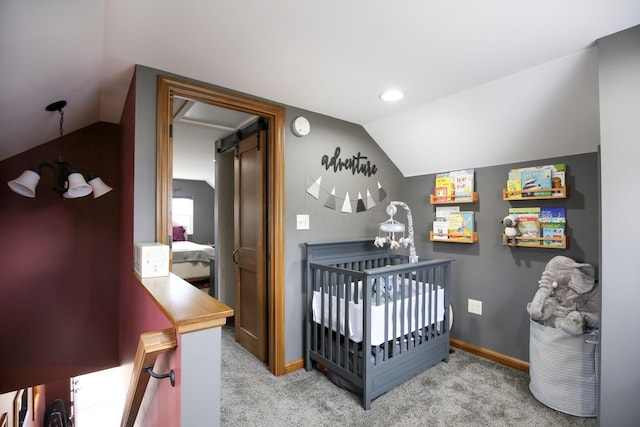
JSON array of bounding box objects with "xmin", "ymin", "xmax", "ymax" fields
[{"xmin": 220, "ymin": 325, "xmax": 597, "ymax": 426}]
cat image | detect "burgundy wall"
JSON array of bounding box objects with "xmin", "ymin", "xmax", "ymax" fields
[
  {"xmin": 118, "ymin": 70, "xmax": 180, "ymax": 425},
  {"xmin": 0, "ymin": 122, "xmax": 121, "ymax": 393}
]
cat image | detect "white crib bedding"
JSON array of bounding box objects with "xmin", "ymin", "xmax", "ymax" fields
[{"xmin": 312, "ymin": 278, "xmax": 445, "ymax": 346}]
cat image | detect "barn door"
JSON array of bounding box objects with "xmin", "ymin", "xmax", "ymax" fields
[{"xmin": 233, "ymin": 126, "xmax": 268, "ymax": 361}]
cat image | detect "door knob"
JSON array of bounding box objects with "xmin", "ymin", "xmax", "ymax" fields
[{"xmin": 232, "ymin": 249, "xmax": 239, "ymax": 264}]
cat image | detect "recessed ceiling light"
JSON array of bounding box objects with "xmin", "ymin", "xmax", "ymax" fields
[{"xmin": 379, "ymin": 90, "xmax": 404, "ymax": 102}]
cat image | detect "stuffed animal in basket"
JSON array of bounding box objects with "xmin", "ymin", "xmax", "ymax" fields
[{"xmin": 527, "ymin": 255, "xmax": 599, "ymax": 335}]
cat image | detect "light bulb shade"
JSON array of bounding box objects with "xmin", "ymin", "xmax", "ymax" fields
[
  {"xmin": 66, "ymin": 172, "xmax": 93, "ymax": 198},
  {"xmin": 88, "ymin": 176, "xmax": 113, "ymax": 198},
  {"xmin": 8, "ymin": 169, "xmax": 40, "ymax": 197}
]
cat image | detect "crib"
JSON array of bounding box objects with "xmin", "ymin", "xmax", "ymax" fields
[{"xmin": 304, "ymin": 239, "xmax": 453, "ymax": 409}]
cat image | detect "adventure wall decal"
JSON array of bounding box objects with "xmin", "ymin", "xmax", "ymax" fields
[{"xmin": 321, "ymin": 146, "xmax": 378, "ymax": 177}]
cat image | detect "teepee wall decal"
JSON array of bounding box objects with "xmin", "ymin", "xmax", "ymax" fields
[
  {"xmin": 306, "ymin": 176, "xmax": 322, "ymax": 199},
  {"xmin": 377, "ymin": 181, "xmax": 387, "ymax": 202},
  {"xmin": 356, "ymin": 192, "xmax": 366, "ymax": 212},
  {"xmin": 366, "ymin": 189, "xmax": 376, "ymax": 210},
  {"xmin": 341, "ymin": 192, "xmax": 352, "ymax": 213},
  {"xmin": 324, "ymin": 187, "xmax": 336, "ymax": 210}
]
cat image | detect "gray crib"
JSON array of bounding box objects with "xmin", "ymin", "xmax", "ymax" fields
[{"xmin": 305, "ymin": 239, "xmax": 453, "ymax": 409}]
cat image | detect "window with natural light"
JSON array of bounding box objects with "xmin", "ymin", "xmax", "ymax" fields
[{"xmin": 172, "ymin": 197, "xmax": 194, "ymax": 235}]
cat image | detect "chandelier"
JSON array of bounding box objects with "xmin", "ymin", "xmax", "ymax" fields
[{"xmin": 7, "ymin": 100, "xmax": 112, "ymax": 199}]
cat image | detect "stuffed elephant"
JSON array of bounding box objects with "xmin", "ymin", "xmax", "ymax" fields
[{"xmin": 527, "ymin": 255, "xmax": 599, "ymax": 335}]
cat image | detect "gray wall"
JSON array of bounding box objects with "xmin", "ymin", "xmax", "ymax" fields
[
  {"xmin": 598, "ymin": 25, "xmax": 640, "ymax": 426},
  {"xmin": 283, "ymin": 107, "xmax": 405, "ymax": 361},
  {"xmin": 130, "ymin": 65, "xmax": 406, "ymax": 363},
  {"xmin": 406, "ymin": 153, "xmax": 599, "ymax": 361},
  {"xmin": 172, "ymin": 179, "xmax": 215, "ymax": 244}
]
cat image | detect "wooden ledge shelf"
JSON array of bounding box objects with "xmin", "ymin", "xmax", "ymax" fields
[
  {"xmin": 430, "ymin": 192, "xmax": 478, "ymax": 205},
  {"xmin": 502, "ymin": 234, "xmax": 568, "ymax": 249},
  {"xmin": 135, "ymin": 272, "xmax": 234, "ymax": 334},
  {"xmin": 430, "ymin": 231, "xmax": 478, "ymax": 244},
  {"xmin": 503, "ymin": 186, "xmax": 568, "ymax": 200}
]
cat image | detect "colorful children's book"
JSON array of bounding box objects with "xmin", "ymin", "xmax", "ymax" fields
[
  {"xmin": 449, "ymin": 211, "xmax": 474, "ymax": 241},
  {"xmin": 550, "ymin": 164, "xmax": 566, "ymax": 196},
  {"xmin": 506, "ymin": 178, "xmax": 522, "ymax": 199},
  {"xmin": 508, "ymin": 170, "xmax": 522, "ymax": 182},
  {"xmin": 520, "ymin": 168, "xmax": 552, "ymax": 197},
  {"xmin": 447, "ymin": 212, "xmax": 463, "ymax": 235},
  {"xmin": 541, "ymin": 222, "xmax": 565, "ymax": 246},
  {"xmin": 517, "ymin": 217, "xmax": 541, "ymax": 245},
  {"xmin": 449, "ymin": 169, "xmax": 475, "ymax": 201},
  {"xmin": 434, "ymin": 175, "xmax": 454, "ymax": 202},
  {"xmin": 540, "ymin": 207, "xmax": 566, "ymax": 222},
  {"xmin": 509, "ymin": 207, "xmax": 541, "ymax": 245},
  {"xmin": 435, "ymin": 206, "xmax": 460, "ymax": 221},
  {"xmin": 432, "ymin": 220, "xmax": 449, "ymax": 240}
]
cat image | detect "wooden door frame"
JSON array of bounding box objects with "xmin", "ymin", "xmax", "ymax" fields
[{"xmin": 155, "ymin": 75, "xmax": 286, "ymax": 375}]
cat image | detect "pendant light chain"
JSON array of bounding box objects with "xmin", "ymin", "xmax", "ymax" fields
[{"xmin": 57, "ymin": 108, "xmax": 65, "ymax": 163}]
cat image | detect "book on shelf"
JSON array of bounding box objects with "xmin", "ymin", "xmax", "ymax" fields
[
  {"xmin": 540, "ymin": 206, "xmax": 566, "ymax": 222},
  {"xmin": 520, "ymin": 168, "xmax": 552, "ymax": 197},
  {"xmin": 449, "ymin": 169, "xmax": 475, "ymax": 201},
  {"xmin": 517, "ymin": 217, "xmax": 541, "ymax": 245},
  {"xmin": 509, "ymin": 207, "xmax": 541, "ymax": 245},
  {"xmin": 550, "ymin": 164, "xmax": 566, "ymax": 196},
  {"xmin": 541, "ymin": 222, "xmax": 565, "ymax": 246},
  {"xmin": 432, "ymin": 220, "xmax": 449, "ymax": 240},
  {"xmin": 434, "ymin": 175, "xmax": 454, "ymax": 202},
  {"xmin": 506, "ymin": 179, "xmax": 522, "ymax": 199},
  {"xmin": 449, "ymin": 211, "xmax": 474, "ymax": 241},
  {"xmin": 435, "ymin": 205, "xmax": 460, "ymax": 221},
  {"xmin": 507, "ymin": 164, "xmax": 566, "ymax": 198}
]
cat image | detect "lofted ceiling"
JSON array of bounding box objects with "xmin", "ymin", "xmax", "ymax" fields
[{"xmin": 1, "ymin": 1, "xmax": 639, "ymax": 179}]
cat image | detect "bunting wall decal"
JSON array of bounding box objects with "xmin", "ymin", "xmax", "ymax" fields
[
  {"xmin": 324, "ymin": 187, "xmax": 336, "ymax": 210},
  {"xmin": 304, "ymin": 175, "xmax": 389, "ymax": 214},
  {"xmin": 377, "ymin": 181, "xmax": 387, "ymax": 202},
  {"xmin": 341, "ymin": 192, "xmax": 352, "ymax": 213},
  {"xmin": 356, "ymin": 192, "xmax": 366, "ymax": 212},
  {"xmin": 366, "ymin": 189, "xmax": 376, "ymax": 210},
  {"xmin": 306, "ymin": 176, "xmax": 321, "ymax": 199}
]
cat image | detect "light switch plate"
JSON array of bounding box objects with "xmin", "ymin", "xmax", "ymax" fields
[
  {"xmin": 468, "ymin": 298, "xmax": 483, "ymax": 315},
  {"xmin": 296, "ymin": 214, "xmax": 310, "ymax": 230}
]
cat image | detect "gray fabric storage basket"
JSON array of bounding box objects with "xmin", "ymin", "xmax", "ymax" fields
[{"xmin": 529, "ymin": 319, "xmax": 599, "ymax": 417}]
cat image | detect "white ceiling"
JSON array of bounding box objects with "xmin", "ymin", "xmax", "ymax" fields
[
  {"xmin": 172, "ymin": 99, "xmax": 257, "ymax": 188},
  {"xmin": 1, "ymin": 1, "xmax": 639, "ymax": 177}
]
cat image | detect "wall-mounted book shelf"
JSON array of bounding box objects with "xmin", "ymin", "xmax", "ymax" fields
[
  {"xmin": 430, "ymin": 192, "xmax": 479, "ymax": 205},
  {"xmin": 430, "ymin": 231, "xmax": 478, "ymax": 244},
  {"xmin": 503, "ymin": 186, "xmax": 568, "ymax": 201},
  {"xmin": 502, "ymin": 234, "xmax": 568, "ymax": 249}
]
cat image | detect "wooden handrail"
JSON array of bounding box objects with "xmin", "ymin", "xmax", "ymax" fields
[{"xmin": 120, "ymin": 328, "xmax": 177, "ymax": 427}]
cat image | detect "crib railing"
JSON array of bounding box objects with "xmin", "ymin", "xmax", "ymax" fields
[{"xmin": 306, "ymin": 253, "xmax": 452, "ymax": 386}]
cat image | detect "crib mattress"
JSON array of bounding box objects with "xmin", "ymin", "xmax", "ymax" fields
[{"xmin": 312, "ymin": 279, "xmax": 445, "ymax": 346}]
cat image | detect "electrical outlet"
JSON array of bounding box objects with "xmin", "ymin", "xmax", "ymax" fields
[
  {"xmin": 296, "ymin": 214, "xmax": 310, "ymax": 230},
  {"xmin": 468, "ymin": 299, "xmax": 482, "ymax": 315}
]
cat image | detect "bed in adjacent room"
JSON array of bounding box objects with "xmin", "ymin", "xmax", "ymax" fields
[{"xmin": 171, "ymin": 225, "xmax": 215, "ymax": 289}]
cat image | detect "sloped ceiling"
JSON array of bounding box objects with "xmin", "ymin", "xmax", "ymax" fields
[{"xmin": 1, "ymin": 1, "xmax": 639, "ymax": 176}]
